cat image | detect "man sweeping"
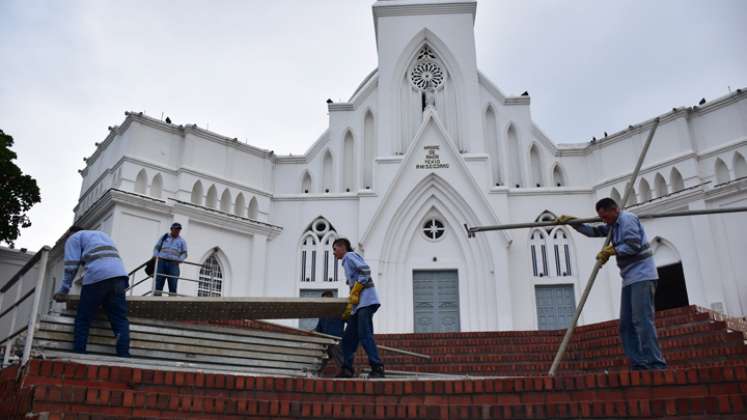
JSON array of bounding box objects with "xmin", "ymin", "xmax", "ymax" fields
[
  {"xmin": 559, "ymin": 197, "xmax": 667, "ymax": 370},
  {"xmin": 332, "ymin": 238, "xmax": 385, "ymax": 378}
]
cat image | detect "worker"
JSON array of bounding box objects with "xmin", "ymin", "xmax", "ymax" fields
[
  {"xmin": 559, "ymin": 197, "xmax": 667, "ymax": 370},
  {"xmin": 53, "ymin": 226, "xmax": 130, "ymax": 357},
  {"xmin": 332, "ymin": 238, "xmax": 385, "ymax": 378},
  {"xmin": 314, "ymin": 290, "xmax": 345, "ymax": 372},
  {"xmin": 153, "ymin": 222, "xmax": 188, "ymax": 296}
]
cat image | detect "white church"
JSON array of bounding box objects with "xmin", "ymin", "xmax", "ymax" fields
[{"xmin": 61, "ymin": 0, "xmax": 746, "ymax": 333}]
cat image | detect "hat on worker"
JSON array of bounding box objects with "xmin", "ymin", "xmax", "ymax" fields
[{"xmin": 170, "ymin": 222, "xmax": 182, "ymax": 229}]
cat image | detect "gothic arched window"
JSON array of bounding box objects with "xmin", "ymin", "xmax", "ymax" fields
[
  {"xmin": 298, "ymin": 217, "xmax": 341, "ymax": 283},
  {"xmin": 198, "ymin": 253, "xmax": 223, "ymax": 296},
  {"xmin": 530, "ymin": 211, "xmax": 574, "ymax": 278}
]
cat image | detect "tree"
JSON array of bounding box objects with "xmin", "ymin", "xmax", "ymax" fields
[{"xmin": 0, "ymin": 129, "xmax": 41, "ymax": 246}]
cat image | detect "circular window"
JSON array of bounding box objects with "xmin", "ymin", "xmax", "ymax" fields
[
  {"xmin": 423, "ymin": 218, "xmax": 446, "ymax": 241},
  {"xmin": 410, "ymin": 61, "xmax": 444, "ymax": 90}
]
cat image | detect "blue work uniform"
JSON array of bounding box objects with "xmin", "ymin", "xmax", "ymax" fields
[
  {"xmin": 153, "ymin": 234, "xmax": 187, "ymax": 295},
  {"xmin": 340, "ymin": 251, "xmax": 383, "ymax": 371},
  {"xmin": 314, "ymin": 316, "xmax": 345, "ymax": 370},
  {"xmin": 572, "ymin": 211, "xmax": 667, "ymax": 370},
  {"xmin": 57, "ymin": 230, "xmax": 130, "ymax": 357}
]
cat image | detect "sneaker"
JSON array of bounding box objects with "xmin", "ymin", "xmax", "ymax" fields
[
  {"xmin": 336, "ymin": 367, "xmax": 354, "ymax": 378},
  {"xmin": 368, "ymin": 365, "xmax": 385, "ymax": 379}
]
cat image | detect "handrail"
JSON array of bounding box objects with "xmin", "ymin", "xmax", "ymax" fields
[
  {"xmin": 0, "ymin": 246, "xmax": 50, "ymax": 293},
  {"xmin": 125, "ymin": 255, "xmax": 222, "ymax": 297}
]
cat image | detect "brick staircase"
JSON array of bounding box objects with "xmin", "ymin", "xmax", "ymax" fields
[{"xmin": 1, "ymin": 305, "xmax": 746, "ymax": 419}]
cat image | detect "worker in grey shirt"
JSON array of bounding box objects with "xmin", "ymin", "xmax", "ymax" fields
[{"xmin": 559, "ymin": 197, "xmax": 667, "ymax": 370}]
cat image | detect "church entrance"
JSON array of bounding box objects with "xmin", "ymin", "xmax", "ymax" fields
[
  {"xmin": 655, "ymin": 263, "xmax": 689, "ymax": 311},
  {"xmin": 412, "ymin": 270, "xmax": 460, "ymax": 333}
]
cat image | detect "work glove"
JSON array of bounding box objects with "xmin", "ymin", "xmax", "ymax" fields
[
  {"xmin": 596, "ymin": 244, "xmax": 616, "ymax": 265},
  {"xmin": 53, "ymin": 292, "xmax": 68, "ymax": 303},
  {"xmin": 341, "ymin": 303, "xmax": 353, "ymax": 320},
  {"xmin": 556, "ymin": 215, "xmax": 577, "ymax": 224},
  {"xmin": 349, "ymin": 282, "xmax": 365, "ymax": 305}
]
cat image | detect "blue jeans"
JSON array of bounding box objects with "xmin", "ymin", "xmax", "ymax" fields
[
  {"xmin": 154, "ymin": 259, "xmax": 180, "ymax": 295},
  {"xmin": 74, "ymin": 276, "xmax": 130, "ymax": 357},
  {"xmin": 341, "ymin": 304, "xmax": 383, "ymax": 369},
  {"xmin": 620, "ymin": 280, "xmax": 667, "ymax": 370}
]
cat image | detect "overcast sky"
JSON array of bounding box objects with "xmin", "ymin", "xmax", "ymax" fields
[{"xmin": 1, "ymin": 0, "xmax": 745, "ymax": 252}]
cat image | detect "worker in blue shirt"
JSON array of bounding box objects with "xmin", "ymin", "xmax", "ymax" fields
[
  {"xmin": 313, "ymin": 290, "xmax": 345, "ymax": 372},
  {"xmin": 332, "ymin": 238, "xmax": 385, "ymax": 378},
  {"xmin": 53, "ymin": 227, "xmax": 130, "ymax": 357},
  {"xmin": 559, "ymin": 197, "xmax": 667, "ymax": 370},
  {"xmin": 153, "ymin": 222, "xmax": 188, "ymax": 296}
]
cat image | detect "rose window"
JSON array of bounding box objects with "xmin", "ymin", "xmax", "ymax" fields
[{"xmin": 410, "ymin": 61, "xmax": 444, "ymax": 90}]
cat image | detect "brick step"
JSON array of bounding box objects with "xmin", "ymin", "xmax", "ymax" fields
[
  {"xmin": 374, "ymin": 313, "xmax": 715, "ymax": 348},
  {"xmin": 369, "ymin": 327, "xmax": 743, "ymax": 360},
  {"xmin": 19, "ymin": 359, "xmax": 747, "ymax": 397},
  {"xmin": 370, "ymin": 306, "xmax": 705, "ymax": 342},
  {"xmin": 378, "ymin": 347, "xmax": 747, "ymax": 375},
  {"xmin": 27, "ymin": 382, "xmax": 747, "ymax": 419},
  {"xmin": 366, "ymin": 339, "xmax": 747, "ymax": 367}
]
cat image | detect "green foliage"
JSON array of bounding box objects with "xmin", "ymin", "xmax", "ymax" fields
[{"xmin": 0, "ymin": 129, "xmax": 41, "ymax": 246}]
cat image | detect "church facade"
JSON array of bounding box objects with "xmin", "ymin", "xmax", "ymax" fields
[{"xmin": 68, "ymin": 0, "xmax": 747, "ymax": 333}]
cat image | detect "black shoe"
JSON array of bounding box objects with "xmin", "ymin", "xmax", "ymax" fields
[
  {"xmin": 368, "ymin": 365, "xmax": 385, "ymax": 379},
  {"xmin": 336, "ymin": 367, "xmax": 354, "ymax": 378}
]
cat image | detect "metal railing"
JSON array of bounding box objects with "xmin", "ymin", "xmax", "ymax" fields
[
  {"xmin": 0, "ymin": 246, "xmax": 51, "ymax": 367},
  {"xmin": 126, "ymin": 254, "xmax": 222, "ymax": 298}
]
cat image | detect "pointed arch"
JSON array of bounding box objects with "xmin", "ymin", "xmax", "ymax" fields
[
  {"xmin": 549, "ymin": 227, "xmax": 574, "ymax": 277},
  {"xmin": 670, "ymin": 167, "xmax": 685, "ymax": 192},
  {"xmin": 483, "ymin": 105, "xmax": 501, "ymax": 185},
  {"xmin": 506, "ymin": 123, "xmax": 522, "ymax": 188},
  {"xmin": 715, "ymin": 158, "xmax": 730, "ymax": 184},
  {"xmin": 134, "ymin": 169, "xmax": 147, "ymax": 194},
  {"xmin": 734, "ymin": 152, "xmax": 747, "ymax": 179},
  {"xmin": 248, "ymin": 196, "xmax": 258, "ymax": 219},
  {"xmin": 220, "ymin": 189, "xmax": 232, "ymax": 212},
  {"xmin": 150, "ymin": 173, "xmax": 163, "ymax": 198},
  {"xmin": 377, "ymin": 174, "xmax": 497, "ymax": 282},
  {"xmin": 191, "ymin": 181, "xmax": 204, "ymax": 205},
  {"xmin": 392, "ymin": 29, "xmax": 466, "ymax": 153},
  {"xmin": 198, "ymin": 251, "xmax": 224, "ymax": 297},
  {"xmin": 639, "ymin": 178, "xmax": 652, "ymax": 202},
  {"xmin": 363, "ymin": 110, "xmax": 375, "ymax": 189},
  {"xmin": 529, "ymin": 144, "xmax": 542, "ymax": 187},
  {"xmin": 529, "ymin": 229, "xmax": 549, "ymax": 277},
  {"xmin": 342, "ymin": 130, "xmax": 355, "ymax": 192},
  {"xmin": 651, "ymin": 236, "xmax": 681, "ymax": 267},
  {"xmin": 654, "ymin": 173, "xmax": 668, "ymax": 198},
  {"xmin": 626, "ymin": 188, "xmax": 638, "ymax": 206},
  {"xmin": 321, "ymin": 149, "xmax": 333, "ymax": 193},
  {"xmin": 552, "ymin": 163, "xmax": 566, "ymax": 187},
  {"xmin": 610, "ymin": 187, "xmax": 622, "ymax": 207},
  {"xmin": 205, "ymin": 185, "xmax": 218, "ymax": 208},
  {"xmin": 301, "ymin": 170, "xmax": 312, "ymax": 194},
  {"xmin": 234, "ymin": 193, "xmax": 246, "ymax": 217}
]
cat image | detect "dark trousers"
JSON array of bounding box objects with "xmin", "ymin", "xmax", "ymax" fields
[
  {"xmin": 154, "ymin": 259, "xmax": 180, "ymax": 296},
  {"xmin": 620, "ymin": 280, "xmax": 667, "ymax": 370},
  {"xmin": 74, "ymin": 276, "xmax": 130, "ymax": 357},
  {"xmin": 341, "ymin": 304, "xmax": 383, "ymax": 369}
]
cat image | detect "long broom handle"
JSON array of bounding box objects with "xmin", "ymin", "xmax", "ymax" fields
[{"xmin": 548, "ymin": 118, "xmax": 660, "ymax": 376}]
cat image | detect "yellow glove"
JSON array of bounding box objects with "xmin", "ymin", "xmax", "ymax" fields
[
  {"xmin": 349, "ymin": 282, "xmax": 364, "ymax": 306},
  {"xmin": 556, "ymin": 215, "xmax": 577, "ymax": 224},
  {"xmin": 596, "ymin": 244, "xmax": 616, "ymax": 264},
  {"xmin": 341, "ymin": 303, "xmax": 353, "ymax": 320}
]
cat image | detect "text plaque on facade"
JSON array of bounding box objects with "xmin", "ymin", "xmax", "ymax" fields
[{"xmin": 416, "ymin": 145, "xmax": 449, "ymax": 169}]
